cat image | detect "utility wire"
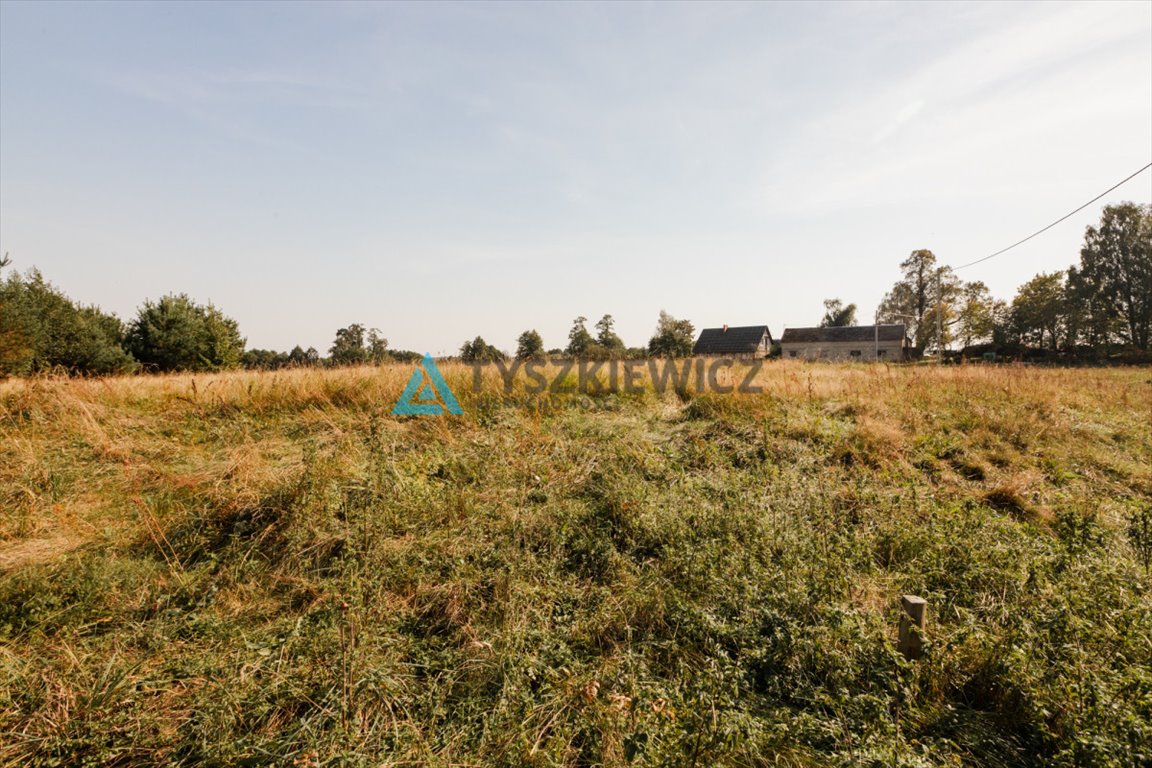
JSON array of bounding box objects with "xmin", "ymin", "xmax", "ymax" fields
[{"xmin": 952, "ymin": 161, "xmax": 1152, "ymax": 271}]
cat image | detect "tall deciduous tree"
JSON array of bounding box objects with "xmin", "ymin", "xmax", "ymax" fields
[
  {"xmin": 460, "ymin": 335, "xmax": 504, "ymax": 363},
  {"xmin": 288, "ymin": 345, "xmax": 321, "ymax": 366},
  {"xmin": 595, "ymin": 314, "xmax": 625, "ymax": 356},
  {"xmin": 1077, "ymin": 203, "xmax": 1152, "ymax": 350},
  {"xmin": 1065, "ymin": 265, "xmax": 1120, "ymax": 352},
  {"xmin": 819, "ymin": 298, "xmax": 857, "ymax": 327},
  {"xmin": 367, "ymin": 329, "xmax": 389, "ymax": 364},
  {"xmin": 328, "ymin": 324, "xmax": 388, "ymax": 365},
  {"xmin": 878, "ymin": 249, "xmax": 963, "ymax": 353},
  {"xmin": 955, "ymin": 281, "xmax": 997, "ymax": 348},
  {"xmin": 566, "ymin": 316, "xmax": 597, "ymax": 358},
  {"xmin": 329, "ymin": 323, "xmax": 368, "ymax": 366},
  {"xmin": 1010, "ymin": 272, "xmax": 1067, "ymax": 352},
  {"xmin": 515, "ymin": 329, "xmax": 545, "ymax": 361},
  {"xmin": 647, "ymin": 310, "xmax": 695, "ymax": 358}
]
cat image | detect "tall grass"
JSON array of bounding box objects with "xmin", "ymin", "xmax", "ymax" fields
[{"xmin": 1, "ymin": 361, "xmax": 1150, "ymax": 766}]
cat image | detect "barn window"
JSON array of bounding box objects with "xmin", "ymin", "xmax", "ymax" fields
[
  {"xmin": 877, "ymin": 350, "xmax": 887, "ymax": 358},
  {"xmin": 850, "ymin": 350, "xmax": 862, "ymax": 357},
  {"xmin": 789, "ymin": 351, "xmax": 798, "ymax": 358}
]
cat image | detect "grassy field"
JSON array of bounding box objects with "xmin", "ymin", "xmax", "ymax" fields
[{"xmin": 1, "ymin": 362, "xmax": 1150, "ymax": 767}]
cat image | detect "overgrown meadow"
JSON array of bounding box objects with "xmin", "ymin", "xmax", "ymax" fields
[{"xmin": 1, "ymin": 362, "xmax": 1150, "ymax": 767}]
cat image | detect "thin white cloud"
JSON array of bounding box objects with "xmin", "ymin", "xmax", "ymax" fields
[
  {"xmin": 874, "ymin": 100, "xmax": 925, "ymax": 143},
  {"xmin": 95, "ymin": 65, "xmax": 369, "ymax": 151},
  {"xmin": 754, "ymin": 2, "xmax": 1151, "ymax": 216}
]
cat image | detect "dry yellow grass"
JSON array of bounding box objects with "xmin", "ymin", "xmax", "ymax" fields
[
  {"xmin": 3, "ymin": 360, "xmax": 1148, "ymax": 556},
  {"xmin": 1, "ymin": 360, "xmax": 1150, "ymax": 766}
]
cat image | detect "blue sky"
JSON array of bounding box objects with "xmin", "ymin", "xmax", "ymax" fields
[{"xmin": 2, "ymin": 1, "xmax": 1150, "ymax": 355}]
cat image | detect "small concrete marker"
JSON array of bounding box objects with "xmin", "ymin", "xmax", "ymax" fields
[{"xmin": 898, "ymin": 595, "xmax": 927, "ymax": 660}]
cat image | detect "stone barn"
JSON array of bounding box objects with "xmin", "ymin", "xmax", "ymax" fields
[
  {"xmin": 780, "ymin": 324, "xmax": 909, "ymax": 361},
  {"xmin": 692, "ymin": 325, "xmax": 774, "ymax": 359}
]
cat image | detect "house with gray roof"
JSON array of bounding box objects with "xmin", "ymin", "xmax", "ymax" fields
[
  {"xmin": 692, "ymin": 325, "xmax": 774, "ymax": 358},
  {"xmin": 780, "ymin": 324, "xmax": 909, "ymax": 361}
]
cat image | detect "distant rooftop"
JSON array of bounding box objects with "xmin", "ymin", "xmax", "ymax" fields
[
  {"xmin": 693, "ymin": 325, "xmax": 773, "ymax": 355},
  {"xmin": 781, "ymin": 324, "xmax": 907, "ymax": 344}
]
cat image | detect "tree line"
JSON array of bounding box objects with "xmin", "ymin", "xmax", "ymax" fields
[
  {"xmin": 457, "ymin": 310, "xmax": 696, "ymax": 364},
  {"xmin": 820, "ymin": 202, "xmax": 1151, "ymax": 358},
  {"xmin": 0, "ymin": 256, "xmax": 697, "ymax": 376},
  {"xmin": 1, "ymin": 202, "xmax": 1147, "ymax": 376},
  {"xmin": 0, "ymin": 263, "xmax": 426, "ymax": 376}
]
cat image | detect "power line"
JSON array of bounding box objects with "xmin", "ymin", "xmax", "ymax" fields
[{"xmin": 952, "ymin": 161, "xmax": 1152, "ymax": 271}]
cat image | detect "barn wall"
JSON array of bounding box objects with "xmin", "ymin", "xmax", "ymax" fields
[{"xmin": 780, "ymin": 340, "xmax": 906, "ymax": 361}]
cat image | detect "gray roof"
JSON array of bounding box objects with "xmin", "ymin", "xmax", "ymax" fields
[
  {"xmin": 693, "ymin": 325, "xmax": 773, "ymax": 355},
  {"xmin": 780, "ymin": 324, "xmax": 907, "ymax": 344}
]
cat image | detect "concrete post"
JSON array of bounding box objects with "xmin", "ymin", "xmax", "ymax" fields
[{"xmin": 898, "ymin": 595, "xmax": 927, "ymax": 660}]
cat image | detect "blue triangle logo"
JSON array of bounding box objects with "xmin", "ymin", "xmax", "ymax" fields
[
  {"xmin": 416, "ymin": 382, "xmax": 436, "ymax": 402},
  {"xmin": 392, "ymin": 354, "xmax": 463, "ymax": 416}
]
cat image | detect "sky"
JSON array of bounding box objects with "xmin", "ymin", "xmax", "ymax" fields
[{"xmin": 1, "ymin": 0, "xmax": 1150, "ymax": 356}]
